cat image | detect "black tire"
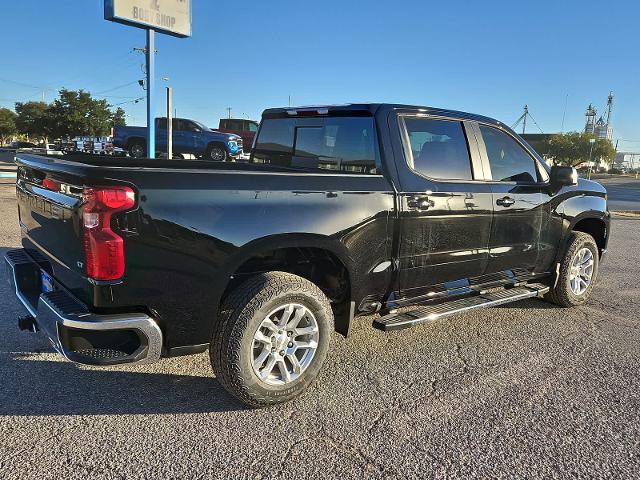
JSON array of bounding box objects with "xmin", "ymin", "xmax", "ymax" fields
[
  {"xmin": 129, "ymin": 140, "xmax": 146, "ymax": 158},
  {"xmin": 205, "ymin": 143, "xmax": 228, "ymax": 162},
  {"xmin": 210, "ymin": 271, "xmax": 334, "ymax": 408},
  {"xmin": 545, "ymin": 231, "xmax": 599, "ymax": 307}
]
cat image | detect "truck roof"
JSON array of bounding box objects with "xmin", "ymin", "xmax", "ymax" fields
[{"xmin": 262, "ymin": 103, "xmax": 504, "ymax": 128}]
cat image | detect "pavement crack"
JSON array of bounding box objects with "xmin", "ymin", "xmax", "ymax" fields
[
  {"xmin": 454, "ymin": 342, "xmax": 470, "ymax": 375},
  {"xmin": 322, "ymin": 431, "xmax": 395, "ymax": 477},
  {"xmin": 274, "ymin": 436, "xmax": 310, "ymax": 478}
]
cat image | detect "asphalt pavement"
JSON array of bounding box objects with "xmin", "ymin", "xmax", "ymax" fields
[
  {"xmin": 0, "ymin": 177, "xmax": 639, "ymax": 479},
  {"xmin": 592, "ymin": 174, "xmax": 640, "ymax": 212}
]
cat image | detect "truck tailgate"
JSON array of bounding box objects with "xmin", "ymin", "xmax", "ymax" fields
[
  {"xmin": 14, "ymin": 154, "xmax": 133, "ymax": 305},
  {"xmin": 17, "ymin": 166, "xmax": 85, "ymax": 278}
]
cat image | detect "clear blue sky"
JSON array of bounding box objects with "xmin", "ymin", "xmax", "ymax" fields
[{"xmin": 2, "ymin": 0, "xmax": 639, "ymax": 150}]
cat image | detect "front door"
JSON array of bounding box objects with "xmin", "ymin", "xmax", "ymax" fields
[
  {"xmin": 396, "ymin": 115, "xmax": 494, "ymax": 299},
  {"xmin": 476, "ymin": 124, "xmax": 552, "ymax": 274}
]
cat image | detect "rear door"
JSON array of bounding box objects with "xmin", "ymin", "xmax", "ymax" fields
[
  {"xmin": 395, "ymin": 114, "xmax": 494, "ymax": 298},
  {"xmin": 155, "ymin": 118, "xmax": 168, "ymax": 151},
  {"xmin": 173, "ymin": 119, "xmax": 194, "ymax": 153},
  {"xmin": 476, "ymin": 123, "xmax": 552, "ymax": 274}
]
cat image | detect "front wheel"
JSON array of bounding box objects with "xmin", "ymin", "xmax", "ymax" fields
[
  {"xmin": 545, "ymin": 231, "xmax": 599, "ymax": 307},
  {"xmin": 210, "ymin": 272, "xmax": 334, "ymax": 408},
  {"xmin": 205, "ymin": 144, "xmax": 228, "ymax": 162}
]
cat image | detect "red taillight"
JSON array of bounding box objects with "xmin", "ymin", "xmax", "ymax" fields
[{"xmin": 82, "ymin": 186, "xmax": 135, "ymax": 281}]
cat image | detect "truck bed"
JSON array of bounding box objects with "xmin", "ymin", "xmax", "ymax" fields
[{"xmin": 13, "ymin": 152, "xmax": 394, "ymax": 353}]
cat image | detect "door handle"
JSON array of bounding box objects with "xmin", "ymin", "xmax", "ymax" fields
[
  {"xmin": 407, "ymin": 196, "xmax": 435, "ymax": 211},
  {"xmin": 496, "ymin": 196, "xmax": 516, "ymax": 207}
]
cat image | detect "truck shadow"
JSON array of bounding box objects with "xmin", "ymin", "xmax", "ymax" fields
[
  {"xmin": 0, "ymin": 352, "xmax": 246, "ymax": 416},
  {"xmin": 0, "ymin": 245, "xmax": 247, "ymax": 416}
]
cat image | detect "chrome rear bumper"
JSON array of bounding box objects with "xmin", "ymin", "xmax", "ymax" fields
[{"xmin": 5, "ymin": 248, "xmax": 162, "ymax": 366}]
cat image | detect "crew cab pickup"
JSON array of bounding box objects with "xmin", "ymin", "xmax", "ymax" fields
[
  {"xmin": 113, "ymin": 117, "xmax": 242, "ymax": 160},
  {"xmin": 5, "ymin": 103, "xmax": 610, "ymax": 407},
  {"xmin": 216, "ymin": 118, "xmax": 259, "ymax": 151}
]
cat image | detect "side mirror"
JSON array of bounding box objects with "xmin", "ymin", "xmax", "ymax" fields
[{"xmin": 550, "ymin": 165, "xmax": 578, "ymax": 188}]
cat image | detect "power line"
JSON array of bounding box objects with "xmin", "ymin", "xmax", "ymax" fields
[
  {"xmin": 94, "ymin": 81, "xmax": 140, "ymax": 95},
  {"xmin": 0, "ymin": 77, "xmax": 44, "ymax": 90},
  {"xmin": 109, "ymin": 97, "xmax": 145, "ymax": 106}
]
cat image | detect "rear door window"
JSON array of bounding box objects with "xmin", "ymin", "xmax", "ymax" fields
[
  {"xmin": 253, "ymin": 117, "xmax": 379, "ymax": 174},
  {"xmin": 403, "ymin": 117, "xmax": 473, "ymax": 180},
  {"xmin": 479, "ymin": 125, "xmax": 539, "ymax": 183}
]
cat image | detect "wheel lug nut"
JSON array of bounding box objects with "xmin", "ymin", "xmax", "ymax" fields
[
  {"xmin": 271, "ymin": 348, "xmax": 276, "ymax": 352},
  {"xmin": 279, "ymin": 350, "xmax": 285, "ymax": 356},
  {"xmin": 288, "ymin": 342, "xmax": 293, "ymax": 348},
  {"xmin": 287, "ymin": 331, "xmax": 292, "ymax": 337}
]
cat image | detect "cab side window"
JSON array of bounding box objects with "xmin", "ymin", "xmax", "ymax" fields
[
  {"xmin": 403, "ymin": 117, "xmax": 473, "ymax": 180},
  {"xmin": 480, "ymin": 125, "xmax": 539, "ymax": 183}
]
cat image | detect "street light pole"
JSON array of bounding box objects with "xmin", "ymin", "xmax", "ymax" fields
[
  {"xmin": 587, "ymin": 138, "xmax": 596, "ymax": 180},
  {"xmin": 166, "ymin": 86, "xmax": 173, "ymax": 160},
  {"xmin": 146, "ymin": 29, "xmax": 155, "ymax": 159}
]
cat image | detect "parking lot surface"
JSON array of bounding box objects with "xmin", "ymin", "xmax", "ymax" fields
[
  {"xmin": 0, "ymin": 177, "xmax": 639, "ymax": 479},
  {"xmin": 592, "ymin": 174, "xmax": 640, "ymax": 212}
]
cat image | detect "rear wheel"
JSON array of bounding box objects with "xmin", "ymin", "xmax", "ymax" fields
[
  {"xmin": 545, "ymin": 231, "xmax": 599, "ymax": 307},
  {"xmin": 129, "ymin": 140, "xmax": 146, "ymax": 158},
  {"xmin": 210, "ymin": 272, "xmax": 334, "ymax": 407},
  {"xmin": 205, "ymin": 144, "xmax": 227, "ymax": 162}
]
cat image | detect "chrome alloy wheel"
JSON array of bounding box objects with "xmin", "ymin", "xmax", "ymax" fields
[
  {"xmin": 251, "ymin": 303, "xmax": 319, "ymax": 386},
  {"xmin": 569, "ymin": 247, "xmax": 594, "ymax": 295},
  {"xmin": 209, "ymin": 147, "xmax": 226, "ymax": 161}
]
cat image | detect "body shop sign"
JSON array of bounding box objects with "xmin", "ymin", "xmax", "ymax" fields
[{"xmin": 105, "ymin": 0, "xmax": 191, "ymax": 37}]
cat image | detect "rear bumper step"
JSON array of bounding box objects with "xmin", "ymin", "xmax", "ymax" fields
[
  {"xmin": 4, "ymin": 248, "xmax": 162, "ymax": 366},
  {"xmin": 373, "ymin": 283, "xmax": 550, "ymax": 331}
]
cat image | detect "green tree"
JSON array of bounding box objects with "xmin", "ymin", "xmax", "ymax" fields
[
  {"xmin": 111, "ymin": 107, "xmax": 127, "ymax": 127},
  {"xmin": 14, "ymin": 101, "xmax": 50, "ymax": 141},
  {"xmin": 0, "ymin": 108, "xmax": 17, "ymax": 145},
  {"xmin": 47, "ymin": 89, "xmax": 116, "ymax": 138},
  {"xmin": 545, "ymin": 132, "xmax": 616, "ymax": 167}
]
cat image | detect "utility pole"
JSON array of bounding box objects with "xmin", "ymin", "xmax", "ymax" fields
[
  {"xmin": 560, "ymin": 94, "xmax": 568, "ymax": 133},
  {"xmin": 522, "ymin": 104, "xmax": 528, "ymax": 135},
  {"xmin": 166, "ymin": 86, "xmax": 173, "ymax": 160},
  {"xmin": 226, "ymin": 107, "xmax": 232, "ymax": 119}
]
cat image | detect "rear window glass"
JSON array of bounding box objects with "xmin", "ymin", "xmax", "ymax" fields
[
  {"xmin": 403, "ymin": 117, "xmax": 472, "ymax": 180},
  {"xmin": 252, "ymin": 117, "xmax": 379, "ymax": 174}
]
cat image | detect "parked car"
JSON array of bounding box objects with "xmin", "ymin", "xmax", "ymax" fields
[
  {"xmin": 10, "ymin": 141, "xmax": 37, "ymax": 149},
  {"xmin": 113, "ymin": 117, "xmax": 243, "ymax": 161},
  {"xmin": 35, "ymin": 143, "xmax": 64, "ymax": 155},
  {"xmin": 216, "ymin": 118, "xmax": 259, "ymax": 151},
  {"xmin": 5, "ymin": 103, "xmax": 610, "ymax": 407}
]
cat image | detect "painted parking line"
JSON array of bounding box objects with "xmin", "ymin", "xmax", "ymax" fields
[{"xmin": 0, "ymin": 173, "xmax": 17, "ymax": 178}]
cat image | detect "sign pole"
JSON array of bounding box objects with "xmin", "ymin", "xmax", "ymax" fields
[
  {"xmin": 167, "ymin": 86, "xmax": 173, "ymax": 159},
  {"xmin": 146, "ymin": 28, "xmax": 155, "ymax": 159}
]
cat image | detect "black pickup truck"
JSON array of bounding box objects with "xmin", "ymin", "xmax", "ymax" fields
[{"xmin": 5, "ymin": 103, "xmax": 610, "ymax": 407}]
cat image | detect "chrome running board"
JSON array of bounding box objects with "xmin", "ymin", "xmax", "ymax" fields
[{"xmin": 373, "ymin": 283, "xmax": 549, "ymax": 332}]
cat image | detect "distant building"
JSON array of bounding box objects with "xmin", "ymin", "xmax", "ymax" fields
[
  {"xmin": 584, "ymin": 93, "xmax": 614, "ymax": 141},
  {"xmin": 585, "ymin": 104, "xmax": 597, "ymax": 135},
  {"xmin": 613, "ymin": 152, "xmax": 640, "ymax": 171}
]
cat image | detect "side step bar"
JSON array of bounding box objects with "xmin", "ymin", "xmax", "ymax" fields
[{"xmin": 373, "ymin": 283, "xmax": 550, "ymax": 332}]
